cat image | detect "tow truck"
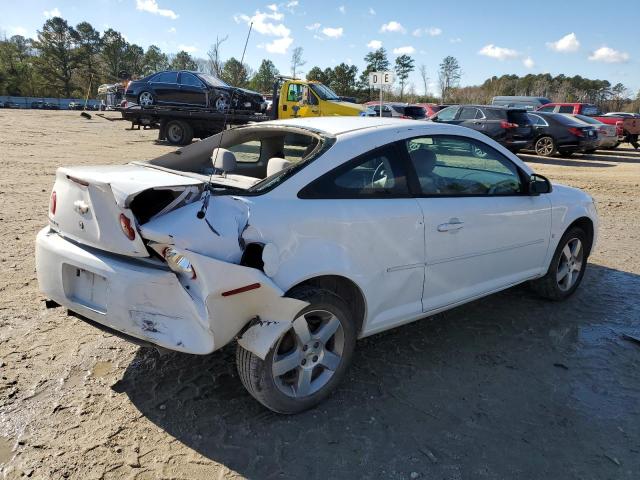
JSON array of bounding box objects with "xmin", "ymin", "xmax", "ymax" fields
[{"xmin": 121, "ymin": 77, "xmax": 364, "ymax": 145}]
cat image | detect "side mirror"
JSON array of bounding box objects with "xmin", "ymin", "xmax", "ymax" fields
[
  {"xmin": 431, "ymin": 116, "xmax": 439, "ymax": 123},
  {"xmin": 529, "ymin": 173, "xmax": 552, "ymax": 195}
]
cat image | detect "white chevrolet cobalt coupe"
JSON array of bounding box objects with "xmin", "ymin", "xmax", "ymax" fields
[{"xmin": 37, "ymin": 117, "xmax": 598, "ymax": 413}]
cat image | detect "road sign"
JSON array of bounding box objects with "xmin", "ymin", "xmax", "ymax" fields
[{"xmin": 369, "ymin": 71, "xmax": 394, "ymax": 87}]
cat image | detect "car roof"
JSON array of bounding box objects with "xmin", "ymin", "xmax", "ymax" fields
[{"xmin": 262, "ymin": 116, "xmax": 427, "ymax": 135}]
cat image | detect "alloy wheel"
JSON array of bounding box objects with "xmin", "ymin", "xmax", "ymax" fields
[
  {"xmin": 271, "ymin": 310, "xmax": 345, "ymax": 398},
  {"xmin": 556, "ymin": 238, "xmax": 583, "ymax": 291},
  {"xmin": 138, "ymin": 92, "xmax": 154, "ymax": 107},
  {"xmin": 535, "ymin": 137, "xmax": 554, "ymax": 156}
]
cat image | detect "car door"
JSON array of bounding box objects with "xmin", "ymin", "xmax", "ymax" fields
[
  {"xmin": 149, "ymin": 71, "xmax": 179, "ymax": 104},
  {"xmin": 298, "ymin": 144, "xmax": 426, "ymax": 334},
  {"xmin": 178, "ymin": 72, "xmax": 207, "ymax": 106},
  {"xmin": 457, "ymin": 106, "xmax": 486, "ymax": 133},
  {"xmin": 403, "ymin": 134, "xmax": 552, "ymax": 312},
  {"xmin": 279, "ymin": 82, "xmax": 316, "ymax": 118}
]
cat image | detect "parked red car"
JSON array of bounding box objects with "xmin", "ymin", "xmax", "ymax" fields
[
  {"xmin": 414, "ymin": 103, "xmax": 445, "ymax": 118},
  {"xmin": 537, "ymin": 103, "xmax": 640, "ymax": 148}
]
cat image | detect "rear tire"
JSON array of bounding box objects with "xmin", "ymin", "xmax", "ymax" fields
[
  {"xmin": 534, "ymin": 136, "xmax": 556, "ymax": 157},
  {"xmin": 138, "ymin": 91, "xmax": 155, "ymax": 107},
  {"xmin": 164, "ymin": 120, "xmax": 193, "ymax": 146},
  {"xmin": 236, "ymin": 286, "xmax": 356, "ymax": 414},
  {"xmin": 530, "ymin": 226, "xmax": 588, "ymax": 301}
]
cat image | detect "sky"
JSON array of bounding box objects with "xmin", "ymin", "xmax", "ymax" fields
[{"xmin": 1, "ymin": 0, "xmax": 638, "ymax": 95}]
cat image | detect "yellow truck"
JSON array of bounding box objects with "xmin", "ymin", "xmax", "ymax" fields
[{"xmin": 271, "ymin": 77, "xmax": 364, "ymax": 119}]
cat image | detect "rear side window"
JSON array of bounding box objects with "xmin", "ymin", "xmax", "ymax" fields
[
  {"xmin": 558, "ymin": 105, "xmax": 574, "ymax": 113},
  {"xmin": 528, "ymin": 114, "xmax": 547, "ymax": 126},
  {"xmin": 153, "ymin": 72, "xmax": 178, "ymax": 83},
  {"xmin": 507, "ymin": 111, "xmax": 531, "ymax": 125},
  {"xmin": 299, "ymin": 146, "xmax": 409, "ymax": 198},
  {"xmin": 582, "ymin": 105, "xmax": 601, "ymax": 116},
  {"xmin": 459, "ymin": 107, "xmax": 481, "ymax": 120}
]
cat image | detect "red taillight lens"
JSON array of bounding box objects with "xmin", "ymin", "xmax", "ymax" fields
[
  {"xmin": 568, "ymin": 127, "xmax": 584, "ymax": 137},
  {"xmin": 500, "ymin": 121, "xmax": 518, "ymax": 129},
  {"xmin": 50, "ymin": 191, "xmax": 57, "ymax": 215},
  {"xmin": 119, "ymin": 213, "xmax": 136, "ymax": 240},
  {"xmin": 615, "ymin": 121, "xmax": 623, "ymax": 136}
]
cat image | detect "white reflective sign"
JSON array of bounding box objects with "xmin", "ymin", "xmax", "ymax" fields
[{"xmin": 368, "ymin": 71, "xmax": 394, "ymax": 86}]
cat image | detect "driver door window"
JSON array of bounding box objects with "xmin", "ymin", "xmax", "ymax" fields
[
  {"xmin": 300, "ymin": 146, "xmax": 409, "ymax": 198},
  {"xmin": 406, "ymin": 136, "xmax": 523, "ymax": 196}
]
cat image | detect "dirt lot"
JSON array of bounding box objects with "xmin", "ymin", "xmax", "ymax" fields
[{"xmin": 1, "ymin": 110, "xmax": 639, "ymax": 479}]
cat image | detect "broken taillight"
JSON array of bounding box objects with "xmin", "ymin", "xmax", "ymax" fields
[
  {"xmin": 162, "ymin": 247, "xmax": 196, "ymax": 279},
  {"xmin": 50, "ymin": 191, "xmax": 57, "ymax": 215},
  {"xmin": 119, "ymin": 213, "xmax": 136, "ymax": 241}
]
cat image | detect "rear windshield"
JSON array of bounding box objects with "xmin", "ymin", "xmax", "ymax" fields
[
  {"xmin": 506, "ymin": 111, "xmax": 531, "ymax": 125},
  {"xmin": 574, "ymin": 114, "xmax": 601, "ymax": 125},
  {"xmin": 554, "ymin": 114, "xmax": 585, "ymax": 126},
  {"xmin": 404, "ymin": 106, "xmax": 426, "ymax": 119},
  {"xmin": 582, "ymin": 104, "xmax": 601, "ymax": 116}
]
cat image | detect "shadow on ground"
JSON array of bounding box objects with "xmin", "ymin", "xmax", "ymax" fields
[{"xmin": 113, "ymin": 264, "xmax": 640, "ymax": 479}]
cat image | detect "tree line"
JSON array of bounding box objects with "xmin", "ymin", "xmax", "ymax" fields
[{"xmin": 1, "ymin": 15, "xmax": 638, "ymax": 112}]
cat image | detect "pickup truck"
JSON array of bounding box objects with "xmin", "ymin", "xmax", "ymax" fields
[{"xmin": 537, "ymin": 103, "xmax": 640, "ymax": 149}]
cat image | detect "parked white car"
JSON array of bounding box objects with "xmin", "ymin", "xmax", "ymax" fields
[{"xmin": 36, "ymin": 117, "xmax": 598, "ymax": 413}]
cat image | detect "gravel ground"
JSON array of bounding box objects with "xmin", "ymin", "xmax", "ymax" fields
[{"xmin": 1, "ymin": 110, "xmax": 639, "ymax": 480}]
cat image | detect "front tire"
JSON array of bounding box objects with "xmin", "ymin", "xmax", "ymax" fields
[
  {"xmin": 236, "ymin": 286, "xmax": 356, "ymax": 414},
  {"xmin": 534, "ymin": 136, "xmax": 556, "ymax": 157},
  {"xmin": 531, "ymin": 226, "xmax": 588, "ymax": 301}
]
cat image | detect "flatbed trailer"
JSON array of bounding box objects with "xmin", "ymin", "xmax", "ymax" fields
[{"xmin": 120, "ymin": 105, "xmax": 270, "ymax": 145}]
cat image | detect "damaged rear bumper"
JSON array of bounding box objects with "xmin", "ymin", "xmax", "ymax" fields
[{"xmin": 36, "ymin": 227, "xmax": 307, "ymax": 355}]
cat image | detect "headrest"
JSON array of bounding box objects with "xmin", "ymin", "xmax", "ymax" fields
[
  {"xmin": 267, "ymin": 157, "xmax": 292, "ymax": 177},
  {"xmin": 211, "ymin": 148, "xmax": 237, "ymax": 172},
  {"xmin": 410, "ymin": 148, "xmax": 437, "ymax": 174}
]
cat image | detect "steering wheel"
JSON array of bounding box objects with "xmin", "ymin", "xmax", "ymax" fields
[
  {"xmin": 487, "ymin": 179, "xmax": 517, "ymax": 195},
  {"xmin": 371, "ymin": 162, "xmax": 388, "ymax": 188}
]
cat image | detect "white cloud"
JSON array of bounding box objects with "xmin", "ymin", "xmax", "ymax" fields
[
  {"xmin": 449, "ymin": 37, "xmax": 462, "ymax": 43},
  {"xmin": 322, "ymin": 27, "xmax": 343, "ymax": 38},
  {"xmin": 313, "ymin": 34, "xmax": 323, "ymax": 41},
  {"xmin": 305, "ymin": 22, "xmax": 321, "ymax": 31},
  {"xmin": 589, "ymin": 46, "xmax": 629, "ymax": 63},
  {"xmin": 369, "ymin": 7, "xmax": 376, "ymax": 15},
  {"xmin": 339, "ymin": 5, "xmax": 345, "ymax": 13},
  {"xmin": 393, "ymin": 46, "xmax": 415, "ymax": 55},
  {"xmin": 264, "ymin": 36, "xmax": 293, "ymax": 54},
  {"xmin": 367, "ymin": 39, "xmax": 382, "ymax": 49},
  {"xmin": 412, "ymin": 26, "xmax": 442, "ymax": 38},
  {"xmin": 178, "ymin": 44, "xmax": 197, "ymax": 53},
  {"xmin": 547, "ymin": 32, "xmax": 579, "ymax": 52},
  {"xmin": 286, "ymin": 0, "xmax": 299, "ymax": 6},
  {"xmin": 380, "ymin": 21, "xmax": 405, "ymax": 34},
  {"xmin": 43, "ymin": 7, "xmax": 61, "ymax": 18},
  {"xmin": 135, "ymin": 0, "xmax": 178, "ymax": 19},
  {"xmin": 168, "ymin": 27, "xmax": 176, "ymax": 33},
  {"xmin": 267, "ymin": 3, "xmax": 278, "ymax": 11},
  {"xmin": 235, "ymin": 10, "xmax": 290, "ymax": 37},
  {"xmin": 523, "ymin": 56, "xmax": 535, "ymax": 69},
  {"xmin": 478, "ymin": 44, "xmax": 519, "ymax": 60}
]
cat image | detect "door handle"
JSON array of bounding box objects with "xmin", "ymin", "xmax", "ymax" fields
[{"xmin": 437, "ymin": 220, "xmax": 464, "ymax": 232}]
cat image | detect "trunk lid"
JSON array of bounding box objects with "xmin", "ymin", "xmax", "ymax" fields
[{"xmin": 49, "ymin": 164, "xmax": 202, "ymax": 257}]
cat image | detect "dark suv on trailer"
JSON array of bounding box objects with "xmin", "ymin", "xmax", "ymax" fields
[{"xmin": 430, "ymin": 105, "xmax": 533, "ymax": 153}]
